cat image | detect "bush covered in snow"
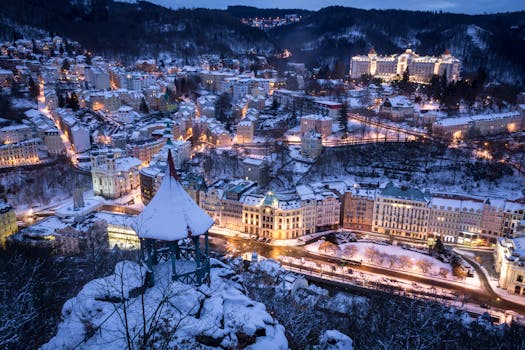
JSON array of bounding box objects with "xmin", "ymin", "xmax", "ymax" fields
[
  {"xmin": 43, "ymin": 258, "xmax": 287, "ymax": 350},
  {"xmin": 238, "ymin": 258, "xmax": 525, "ymax": 350}
]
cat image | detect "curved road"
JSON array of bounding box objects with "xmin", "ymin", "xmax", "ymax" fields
[
  {"xmin": 459, "ymin": 254, "xmax": 525, "ymax": 314},
  {"xmin": 209, "ymin": 233, "xmax": 525, "ymax": 314}
]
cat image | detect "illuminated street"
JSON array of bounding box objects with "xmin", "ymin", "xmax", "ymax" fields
[{"xmin": 208, "ymin": 233, "xmax": 525, "ymax": 316}]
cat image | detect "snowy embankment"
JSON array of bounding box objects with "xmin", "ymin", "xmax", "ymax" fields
[
  {"xmin": 43, "ymin": 259, "xmax": 288, "ymax": 350},
  {"xmin": 307, "ymin": 241, "xmax": 453, "ymax": 279}
]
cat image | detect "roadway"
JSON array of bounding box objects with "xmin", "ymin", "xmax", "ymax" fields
[
  {"xmin": 459, "ymin": 253, "xmax": 525, "ymax": 314},
  {"xmin": 207, "ymin": 233, "xmax": 525, "ymax": 315},
  {"xmin": 347, "ymin": 112, "xmax": 431, "ymax": 140}
]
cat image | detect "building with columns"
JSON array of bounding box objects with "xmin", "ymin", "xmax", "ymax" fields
[
  {"xmin": 495, "ymin": 225, "xmax": 525, "ymax": 296},
  {"xmin": 372, "ymin": 183, "xmax": 431, "ymax": 240},
  {"xmin": 241, "ymin": 192, "xmax": 303, "ymax": 240},
  {"xmin": 91, "ymin": 149, "xmax": 142, "ymax": 199},
  {"xmin": 350, "ymin": 48, "xmax": 461, "ymax": 83}
]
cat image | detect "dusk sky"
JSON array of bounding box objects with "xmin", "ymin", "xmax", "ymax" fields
[{"xmin": 122, "ymin": 0, "xmax": 525, "ymax": 14}]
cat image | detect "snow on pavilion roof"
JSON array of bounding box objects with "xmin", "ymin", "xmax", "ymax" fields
[{"xmin": 136, "ymin": 150, "xmax": 213, "ymax": 241}]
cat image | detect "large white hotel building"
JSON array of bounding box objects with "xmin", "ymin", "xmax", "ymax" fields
[{"xmin": 350, "ymin": 48, "xmax": 461, "ymax": 83}]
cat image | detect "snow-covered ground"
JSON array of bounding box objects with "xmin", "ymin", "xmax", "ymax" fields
[
  {"xmin": 43, "ymin": 258, "xmax": 288, "ymax": 350},
  {"xmin": 281, "ymin": 255, "xmax": 462, "ymax": 301},
  {"xmin": 306, "ymin": 240, "xmax": 470, "ymax": 281}
]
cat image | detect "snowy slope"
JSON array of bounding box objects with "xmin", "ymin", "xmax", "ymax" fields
[{"xmin": 42, "ymin": 259, "xmax": 287, "ymax": 349}]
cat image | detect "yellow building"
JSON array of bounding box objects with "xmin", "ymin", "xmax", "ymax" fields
[
  {"xmin": 242, "ymin": 192, "xmax": 303, "ymax": 240},
  {"xmin": 372, "ymin": 183, "xmax": 431, "ymax": 240},
  {"xmin": 0, "ymin": 202, "xmax": 17, "ymax": 246},
  {"xmin": 0, "ymin": 139, "xmax": 40, "ymax": 168}
]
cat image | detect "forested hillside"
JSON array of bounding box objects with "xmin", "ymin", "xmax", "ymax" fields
[{"xmin": 1, "ymin": 1, "xmax": 524, "ymax": 84}]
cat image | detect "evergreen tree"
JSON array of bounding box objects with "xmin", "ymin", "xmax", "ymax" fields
[
  {"xmin": 432, "ymin": 236, "xmax": 445, "ymax": 255},
  {"xmin": 332, "ymin": 60, "xmax": 346, "ymax": 79},
  {"xmin": 318, "ymin": 64, "xmax": 331, "ymax": 79},
  {"xmin": 399, "ymin": 68, "xmax": 413, "ymax": 93},
  {"xmin": 271, "ymin": 98, "xmax": 279, "ymax": 111},
  {"xmin": 429, "ymin": 75, "xmax": 441, "ymax": 100},
  {"xmin": 61, "ymin": 59, "xmax": 70, "ymax": 72},
  {"xmin": 28, "ymin": 76, "xmax": 39, "ymax": 100},
  {"xmin": 85, "ymin": 52, "xmax": 92, "ymax": 65},
  {"xmin": 402, "ymin": 68, "xmax": 410, "ymax": 84},
  {"xmin": 285, "ymin": 75, "xmax": 299, "ymax": 90},
  {"xmin": 215, "ymin": 92, "xmax": 231, "ymax": 124},
  {"xmin": 31, "ymin": 38, "xmax": 41, "ymax": 55},
  {"xmin": 139, "ymin": 97, "xmax": 149, "ymax": 114},
  {"xmin": 338, "ymin": 102, "xmax": 349, "ymax": 137},
  {"xmin": 68, "ymin": 92, "xmax": 80, "ymax": 111},
  {"xmin": 57, "ymin": 93, "xmax": 65, "ymax": 108},
  {"xmin": 440, "ymin": 70, "xmax": 448, "ymax": 94}
]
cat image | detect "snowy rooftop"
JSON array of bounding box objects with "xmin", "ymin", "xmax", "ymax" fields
[
  {"xmin": 505, "ymin": 236, "xmax": 525, "ymax": 262},
  {"xmin": 0, "ymin": 124, "xmax": 31, "ymax": 131},
  {"xmin": 296, "ymin": 184, "xmax": 315, "ymax": 200},
  {"xmin": 314, "ymin": 99, "xmax": 343, "ymax": 107},
  {"xmin": 55, "ymin": 198, "xmax": 104, "ymax": 218},
  {"xmin": 243, "ymin": 157, "xmax": 265, "ymax": 166},
  {"xmin": 436, "ymin": 111, "xmax": 521, "ymax": 126},
  {"xmin": 19, "ymin": 216, "xmax": 68, "ymax": 237},
  {"xmin": 301, "ymin": 114, "xmax": 332, "ymax": 121},
  {"xmin": 380, "ymin": 182, "xmax": 430, "ymax": 202},
  {"xmin": 385, "ymin": 95, "xmax": 413, "ymax": 108},
  {"xmin": 115, "ymin": 157, "xmax": 142, "ymax": 172},
  {"xmin": 430, "ymin": 197, "xmax": 484, "ymax": 211}
]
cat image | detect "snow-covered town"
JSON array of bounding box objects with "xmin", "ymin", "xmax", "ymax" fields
[{"xmin": 2, "ymin": 1, "xmax": 525, "ymax": 349}]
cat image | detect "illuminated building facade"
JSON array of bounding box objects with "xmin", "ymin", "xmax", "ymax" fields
[
  {"xmin": 91, "ymin": 149, "xmax": 142, "ymax": 199},
  {"xmin": 432, "ymin": 111, "xmax": 525, "ymax": 139},
  {"xmin": 0, "ymin": 202, "xmax": 17, "ymax": 245},
  {"xmin": 0, "ymin": 138, "xmax": 40, "ymax": 168},
  {"xmin": 372, "ymin": 183, "xmax": 431, "ymax": 240},
  {"xmin": 495, "ymin": 228, "xmax": 525, "ymax": 295},
  {"xmin": 342, "ymin": 189, "xmax": 375, "ymax": 232},
  {"xmin": 350, "ymin": 48, "xmax": 461, "ymax": 83},
  {"xmin": 242, "ymin": 192, "xmax": 303, "ymax": 240}
]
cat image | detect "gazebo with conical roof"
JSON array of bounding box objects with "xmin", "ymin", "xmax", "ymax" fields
[{"xmin": 136, "ymin": 149, "xmax": 214, "ymax": 286}]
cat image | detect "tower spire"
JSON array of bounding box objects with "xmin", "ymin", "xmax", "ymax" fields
[{"xmin": 167, "ymin": 149, "xmax": 179, "ymax": 181}]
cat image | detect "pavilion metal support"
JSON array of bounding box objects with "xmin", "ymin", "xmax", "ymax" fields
[
  {"xmin": 152, "ymin": 240, "xmax": 159, "ymax": 266},
  {"xmin": 145, "ymin": 239, "xmax": 155, "ymax": 287},
  {"xmin": 193, "ymin": 236, "xmax": 202, "ymax": 284},
  {"xmin": 169, "ymin": 241, "xmax": 178, "ymax": 281},
  {"xmin": 205, "ymin": 232, "xmax": 209, "ymax": 257}
]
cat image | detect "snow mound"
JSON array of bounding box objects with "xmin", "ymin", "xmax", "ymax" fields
[
  {"xmin": 319, "ymin": 330, "xmax": 354, "ymax": 350},
  {"xmin": 42, "ymin": 258, "xmax": 287, "ymax": 350}
]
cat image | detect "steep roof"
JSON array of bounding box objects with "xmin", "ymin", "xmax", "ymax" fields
[
  {"xmin": 380, "ymin": 182, "xmax": 430, "ymax": 202},
  {"xmin": 136, "ymin": 150, "xmax": 213, "ymax": 241}
]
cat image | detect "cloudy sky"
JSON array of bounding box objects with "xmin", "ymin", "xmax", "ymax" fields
[{"xmin": 123, "ymin": 0, "xmax": 525, "ymax": 14}]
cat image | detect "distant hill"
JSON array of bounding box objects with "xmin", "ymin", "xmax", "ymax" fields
[
  {"xmin": 0, "ymin": 0, "xmax": 275, "ymax": 59},
  {"xmin": 1, "ymin": 1, "xmax": 524, "ymax": 85},
  {"xmin": 270, "ymin": 6, "xmax": 525, "ymax": 85},
  {"xmin": 225, "ymin": 5, "xmax": 312, "ymax": 19}
]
